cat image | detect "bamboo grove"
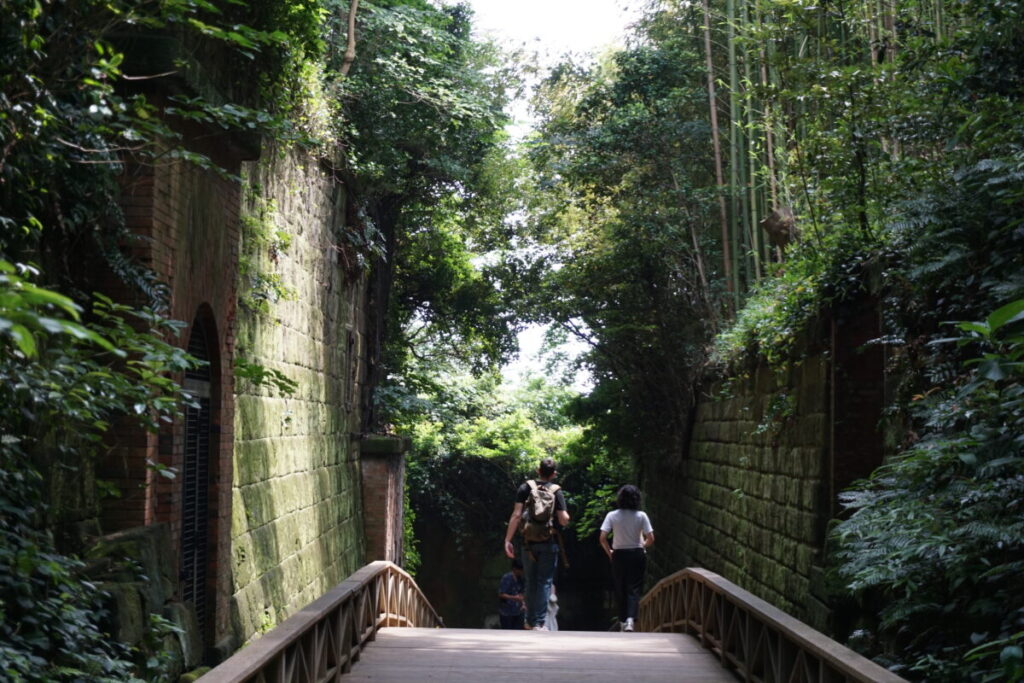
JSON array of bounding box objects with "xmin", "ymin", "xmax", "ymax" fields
[{"xmin": 701, "ymin": 0, "xmax": 955, "ymax": 300}]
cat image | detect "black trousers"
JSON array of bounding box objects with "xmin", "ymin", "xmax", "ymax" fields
[
  {"xmin": 499, "ymin": 613, "xmax": 525, "ymax": 630},
  {"xmin": 612, "ymin": 547, "xmax": 646, "ymax": 621}
]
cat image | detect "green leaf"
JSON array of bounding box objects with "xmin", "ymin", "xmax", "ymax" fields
[
  {"xmin": 977, "ymin": 359, "xmax": 1006, "ymax": 381},
  {"xmin": 956, "ymin": 321, "xmax": 991, "ymax": 337},
  {"xmin": 987, "ymin": 299, "xmax": 1024, "ymax": 333},
  {"xmin": 9, "ymin": 324, "xmax": 38, "ymax": 357}
]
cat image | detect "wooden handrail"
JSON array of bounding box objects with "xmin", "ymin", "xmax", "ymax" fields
[
  {"xmin": 638, "ymin": 568, "xmax": 906, "ymax": 683},
  {"xmin": 199, "ymin": 561, "xmax": 442, "ymax": 682}
]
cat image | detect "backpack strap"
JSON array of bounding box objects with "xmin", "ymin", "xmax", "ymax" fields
[
  {"xmin": 527, "ymin": 480, "xmax": 560, "ymax": 496},
  {"xmin": 528, "ymin": 479, "xmax": 560, "ymax": 492}
]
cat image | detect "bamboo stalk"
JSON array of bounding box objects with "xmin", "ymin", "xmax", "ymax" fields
[
  {"xmin": 757, "ymin": 0, "xmax": 780, "ymax": 264},
  {"xmin": 760, "ymin": 46, "xmax": 777, "ymax": 209},
  {"xmin": 703, "ymin": 0, "xmax": 734, "ymax": 302},
  {"xmin": 742, "ymin": 0, "xmax": 762, "ymax": 280},
  {"xmin": 671, "ymin": 171, "xmax": 713, "ymax": 317},
  {"xmin": 727, "ymin": 0, "xmax": 743, "ymax": 294}
]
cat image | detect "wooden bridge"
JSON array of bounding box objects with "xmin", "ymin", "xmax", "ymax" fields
[{"xmin": 199, "ymin": 561, "xmax": 906, "ymax": 683}]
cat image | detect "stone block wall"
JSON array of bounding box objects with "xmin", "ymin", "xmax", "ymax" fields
[
  {"xmin": 646, "ymin": 357, "xmax": 832, "ymax": 628},
  {"xmin": 645, "ymin": 301, "xmax": 885, "ymax": 633},
  {"xmin": 229, "ymin": 146, "xmax": 367, "ymax": 645}
]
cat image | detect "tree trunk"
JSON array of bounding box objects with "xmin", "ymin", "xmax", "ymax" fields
[
  {"xmin": 360, "ymin": 195, "xmax": 399, "ymax": 435},
  {"xmin": 340, "ymin": 0, "xmax": 360, "ymax": 77}
]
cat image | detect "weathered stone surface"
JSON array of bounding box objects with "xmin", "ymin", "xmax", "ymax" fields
[
  {"xmin": 88, "ymin": 524, "xmax": 175, "ymax": 609},
  {"xmin": 160, "ymin": 632, "xmax": 185, "ymax": 681},
  {"xmin": 166, "ymin": 601, "xmax": 204, "ymax": 670},
  {"xmin": 179, "ymin": 666, "xmax": 211, "ymax": 683},
  {"xmin": 645, "ymin": 346, "xmax": 842, "ymax": 633},
  {"xmin": 230, "ymin": 146, "xmax": 367, "ymax": 645},
  {"xmin": 100, "ymin": 582, "xmax": 146, "ymax": 646}
]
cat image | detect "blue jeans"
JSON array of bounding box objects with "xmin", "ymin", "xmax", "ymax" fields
[{"xmin": 521, "ymin": 542, "xmax": 558, "ymax": 627}]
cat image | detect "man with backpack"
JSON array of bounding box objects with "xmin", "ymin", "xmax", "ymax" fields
[{"xmin": 503, "ymin": 457, "xmax": 570, "ymax": 630}]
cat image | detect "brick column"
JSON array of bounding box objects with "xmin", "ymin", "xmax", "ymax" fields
[
  {"xmin": 360, "ymin": 435, "xmax": 410, "ymax": 564},
  {"xmin": 829, "ymin": 298, "xmax": 885, "ymax": 514}
]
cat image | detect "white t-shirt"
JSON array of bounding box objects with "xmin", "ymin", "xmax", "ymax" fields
[{"xmin": 600, "ymin": 509, "xmax": 654, "ymax": 550}]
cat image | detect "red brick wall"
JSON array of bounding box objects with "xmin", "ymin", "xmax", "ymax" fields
[
  {"xmin": 360, "ymin": 437, "xmax": 409, "ymax": 564},
  {"xmin": 103, "ymin": 129, "xmax": 379, "ymax": 653},
  {"xmin": 102, "ymin": 129, "xmax": 248, "ymax": 650}
]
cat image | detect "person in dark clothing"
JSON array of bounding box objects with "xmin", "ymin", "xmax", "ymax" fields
[
  {"xmin": 497, "ymin": 558, "xmax": 526, "ymax": 630},
  {"xmin": 599, "ymin": 484, "xmax": 655, "ymax": 632},
  {"xmin": 503, "ymin": 457, "xmax": 571, "ymax": 630}
]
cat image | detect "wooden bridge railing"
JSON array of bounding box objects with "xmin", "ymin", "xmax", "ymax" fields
[
  {"xmin": 199, "ymin": 561, "xmax": 442, "ymax": 683},
  {"xmin": 638, "ymin": 568, "xmax": 906, "ymax": 683}
]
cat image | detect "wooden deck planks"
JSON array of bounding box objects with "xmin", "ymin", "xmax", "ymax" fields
[{"xmin": 343, "ymin": 628, "xmax": 739, "ymax": 682}]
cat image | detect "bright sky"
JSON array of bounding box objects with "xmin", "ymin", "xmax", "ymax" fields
[
  {"xmin": 467, "ymin": 0, "xmax": 641, "ymax": 136},
  {"xmin": 466, "ymin": 0, "xmax": 639, "ymax": 59},
  {"xmin": 463, "ymin": 0, "xmax": 640, "ymax": 390}
]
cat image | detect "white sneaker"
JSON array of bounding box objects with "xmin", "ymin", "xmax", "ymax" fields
[
  {"xmin": 534, "ymin": 624, "xmax": 549, "ymax": 631},
  {"xmin": 624, "ymin": 618, "xmax": 634, "ymax": 632}
]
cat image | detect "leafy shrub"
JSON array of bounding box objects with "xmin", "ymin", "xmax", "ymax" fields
[
  {"xmin": 0, "ymin": 264, "xmax": 197, "ymax": 680},
  {"xmin": 833, "ymin": 301, "xmax": 1024, "ymax": 681},
  {"xmin": 710, "ymin": 224, "xmax": 880, "ymax": 370}
]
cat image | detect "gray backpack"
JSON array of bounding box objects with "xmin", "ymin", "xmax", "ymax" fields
[{"xmin": 521, "ymin": 479, "xmax": 560, "ymax": 542}]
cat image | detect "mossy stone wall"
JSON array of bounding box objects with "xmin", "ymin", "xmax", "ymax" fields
[
  {"xmin": 645, "ymin": 356, "xmax": 835, "ymax": 631},
  {"xmin": 644, "ymin": 302, "xmax": 884, "ymax": 634},
  {"xmin": 230, "ymin": 146, "xmax": 367, "ymax": 645}
]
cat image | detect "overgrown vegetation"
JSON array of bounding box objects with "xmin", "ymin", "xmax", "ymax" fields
[
  {"xmin": 339, "ymin": 1, "xmax": 525, "ymax": 433},
  {"xmin": 389, "ymin": 354, "xmax": 632, "ymax": 582},
  {"xmin": 2, "ymin": 0, "xmax": 531, "ymax": 673},
  {"xmin": 521, "ymin": 11, "xmax": 723, "ymax": 454},
  {"xmin": 4, "ymin": 0, "xmax": 1023, "ymax": 675},
  {"xmin": 520, "ymin": 0, "xmax": 1023, "ymax": 677},
  {"xmin": 835, "ymin": 301, "xmax": 1024, "ymax": 681},
  {"xmin": 2, "ymin": 0, "xmax": 360, "ymax": 677},
  {"xmin": 0, "ymin": 264, "xmax": 198, "ymax": 680},
  {"xmin": 0, "ymin": 0, "xmax": 283, "ymax": 675}
]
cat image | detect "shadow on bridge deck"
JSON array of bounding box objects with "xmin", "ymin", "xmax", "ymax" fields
[{"xmin": 342, "ymin": 627, "xmax": 737, "ymax": 682}]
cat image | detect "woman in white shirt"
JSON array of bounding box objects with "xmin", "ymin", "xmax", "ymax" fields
[{"xmin": 599, "ymin": 485, "xmax": 654, "ymax": 632}]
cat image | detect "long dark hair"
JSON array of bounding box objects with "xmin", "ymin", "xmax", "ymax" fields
[{"xmin": 616, "ymin": 484, "xmax": 642, "ymax": 510}]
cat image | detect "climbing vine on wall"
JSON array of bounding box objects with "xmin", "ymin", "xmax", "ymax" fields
[
  {"xmin": 238, "ymin": 184, "xmax": 296, "ymax": 316},
  {"xmin": 0, "ymin": 0, "xmax": 347, "ymax": 676}
]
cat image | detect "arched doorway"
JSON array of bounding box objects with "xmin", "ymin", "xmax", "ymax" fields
[{"xmin": 181, "ymin": 312, "xmax": 217, "ymax": 646}]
